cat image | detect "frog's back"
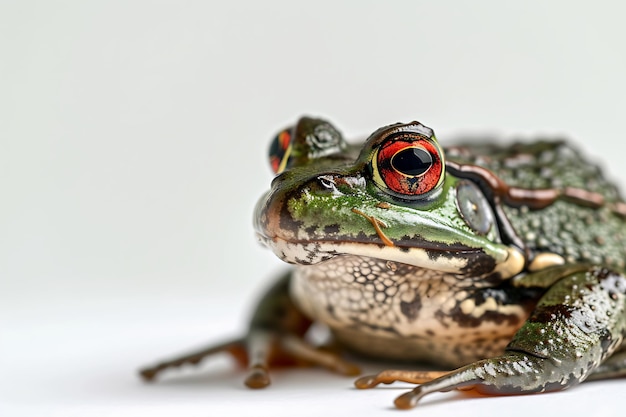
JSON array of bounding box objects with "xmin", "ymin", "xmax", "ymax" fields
[{"xmin": 446, "ymin": 140, "xmax": 626, "ymax": 270}]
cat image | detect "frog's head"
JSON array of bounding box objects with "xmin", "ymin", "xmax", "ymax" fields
[{"xmin": 254, "ymin": 117, "xmax": 525, "ymax": 278}]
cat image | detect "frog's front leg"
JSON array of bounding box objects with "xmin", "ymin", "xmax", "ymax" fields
[
  {"xmin": 139, "ymin": 272, "xmax": 359, "ymax": 387},
  {"xmin": 357, "ymin": 266, "xmax": 626, "ymax": 409}
]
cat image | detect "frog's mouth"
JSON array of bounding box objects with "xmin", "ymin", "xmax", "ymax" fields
[
  {"xmin": 253, "ymin": 178, "xmax": 526, "ymax": 279},
  {"xmin": 255, "ymin": 233, "xmax": 525, "ymax": 279}
]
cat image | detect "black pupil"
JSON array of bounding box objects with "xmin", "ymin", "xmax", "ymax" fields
[{"xmin": 391, "ymin": 147, "xmax": 433, "ymax": 176}]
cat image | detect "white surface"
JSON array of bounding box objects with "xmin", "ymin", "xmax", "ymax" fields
[
  {"xmin": 2, "ymin": 1, "xmax": 626, "ymax": 416},
  {"xmin": 3, "ymin": 294, "xmax": 626, "ymax": 417}
]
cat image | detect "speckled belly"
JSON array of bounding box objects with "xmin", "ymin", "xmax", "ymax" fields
[{"xmin": 289, "ymin": 255, "xmax": 533, "ymax": 367}]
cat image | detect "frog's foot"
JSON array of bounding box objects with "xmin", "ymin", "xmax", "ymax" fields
[
  {"xmin": 354, "ymin": 369, "xmax": 450, "ymax": 389},
  {"xmin": 139, "ymin": 338, "xmax": 247, "ymax": 382},
  {"xmin": 359, "ymin": 352, "xmax": 565, "ymax": 409},
  {"xmin": 244, "ymin": 329, "xmax": 361, "ymax": 388}
]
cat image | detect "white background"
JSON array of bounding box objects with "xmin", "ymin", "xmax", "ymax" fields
[{"xmin": 2, "ymin": 1, "xmax": 626, "ymax": 416}]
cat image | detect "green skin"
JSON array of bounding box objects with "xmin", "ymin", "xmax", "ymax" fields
[{"xmin": 140, "ymin": 117, "xmax": 626, "ymax": 409}]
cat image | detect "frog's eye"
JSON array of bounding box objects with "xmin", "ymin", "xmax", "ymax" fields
[
  {"xmin": 372, "ymin": 136, "xmax": 444, "ymax": 198},
  {"xmin": 268, "ymin": 128, "xmax": 293, "ymax": 174}
]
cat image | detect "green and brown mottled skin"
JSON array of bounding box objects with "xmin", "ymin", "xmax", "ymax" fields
[
  {"xmin": 447, "ymin": 141, "xmax": 626, "ymax": 269},
  {"xmin": 139, "ymin": 117, "xmax": 626, "ymax": 409}
]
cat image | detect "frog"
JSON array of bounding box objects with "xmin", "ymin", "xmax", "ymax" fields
[{"xmin": 139, "ymin": 117, "xmax": 626, "ymax": 409}]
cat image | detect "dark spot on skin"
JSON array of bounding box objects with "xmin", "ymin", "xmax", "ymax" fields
[
  {"xmin": 425, "ymin": 329, "xmax": 435, "ymax": 336},
  {"xmin": 451, "ymin": 308, "xmax": 523, "ymax": 328},
  {"xmin": 443, "ymin": 283, "xmax": 540, "ymax": 328},
  {"xmin": 473, "ymin": 337, "xmax": 486, "ymax": 345},
  {"xmin": 599, "ymin": 328, "xmax": 612, "ymax": 354},
  {"xmin": 459, "ymin": 251, "xmax": 497, "ymax": 276},
  {"xmin": 400, "ymin": 294, "xmax": 422, "ymax": 322},
  {"xmin": 422, "ymin": 248, "xmax": 497, "ymax": 276},
  {"xmin": 306, "ymin": 246, "xmax": 318, "ymax": 262},
  {"xmin": 344, "ymin": 320, "xmax": 400, "ymax": 336},
  {"xmin": 596, "ymin": 268, "xmax": 626, "ymax": 295},
  {"xmin": 324, "ymin": 224, "xmax": 341, "ymax": 234},
  {"xmin": 294, "ymin": 257, "xmax": 312, "ymax": 265},
  {"xmin": 528, "ymin": 304, "xmax": 572, "ymax": 324},
  {"xmin": 304, "ymin": 225, "xmax": 318, "ymax": 235},
  {"xmin": 433, "ymin": 312, "xmax": 450, "ymax": 328},
  {"xmin": 325, "ymin": 304, "xmax": 338, "ymax": 320},
  {"xmin": 596, "ymin": 267, "xmax": 611, "ymax": 280},
  {"xmin": 481, "ymin": 272, "xmax": 507, "ymax": 286},
  {"xmin": 399, "ymin": 237, "xmax": 459, "ymax": 251}
]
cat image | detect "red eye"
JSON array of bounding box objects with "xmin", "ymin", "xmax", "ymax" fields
[
  {"xmin": 374, "ymin": 137, "xmax": 443, "ymax": 196},
  {"xmin": 268, "ymin": 129, "xmax": 293, "ymax": 174}
]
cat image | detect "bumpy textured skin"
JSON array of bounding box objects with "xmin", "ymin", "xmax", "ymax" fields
[
  {"xmin": 446, "ymin": 141, "xmax": 626, "ymax": 269},
  {"xmin": 291, "ymin": 255, "xmax": 537, "ymax": 367},
  {"xmin": 507, "ymin": 267, "xmax": 626, "ymax": 387}
]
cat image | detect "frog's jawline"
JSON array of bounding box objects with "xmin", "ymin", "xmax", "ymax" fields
[{"xmin": 260, "ymin": 235, "xmax": 525, "ymax": 277}]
